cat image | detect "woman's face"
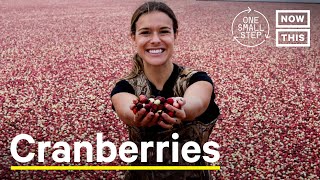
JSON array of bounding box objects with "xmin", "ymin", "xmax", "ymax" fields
[{"xmin": 132, "ymin": 11, "xmax": 176, "ymax": 67}]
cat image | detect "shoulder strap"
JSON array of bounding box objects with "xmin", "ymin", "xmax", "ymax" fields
[
  {"xmin": 173, "ymin": 66, "xmax": 198, "ymax": 97},
  {"xmin": 126, "ymin": 72, "xmax": 151, "ymax": 97}
]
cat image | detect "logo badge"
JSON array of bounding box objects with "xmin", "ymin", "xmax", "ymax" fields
[
  {"xmin": 276, "ymin": 10, "xmax": 310, "ymax": 47},
  {"xmin": 232, "ymin": 7, "xmax": 270, "ymax": 47}
]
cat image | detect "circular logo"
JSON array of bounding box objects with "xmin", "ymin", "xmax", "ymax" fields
[{"xmin": 232, "ymin": 7, "xmax": 270, "ymax": 47}]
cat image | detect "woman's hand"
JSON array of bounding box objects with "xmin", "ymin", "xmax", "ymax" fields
[
  {"xmin": 158, "ymin": 97, "xmax": 186, "ymax": 129},
  {"xmin": 130, "ymin": 103, "xmax": 159, "ymax": 127}
]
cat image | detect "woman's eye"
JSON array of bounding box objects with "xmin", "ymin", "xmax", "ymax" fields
[
  {"xmin": 160, "ymin": 30, "xmax": 170, "ymax": 34},
  {"xmin": 140, "ymin": 31, "xmax": 150, "ymax": 35}
]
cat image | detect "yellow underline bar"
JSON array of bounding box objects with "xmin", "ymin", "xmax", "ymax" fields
[{"xmin": 11, "ymin": 166, "xmax": 220, "ymax": 171}]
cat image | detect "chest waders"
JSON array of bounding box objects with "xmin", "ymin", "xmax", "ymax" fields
[{"xmin": 125, "ymin": 66, "xmax": 217, "ymax": 180}]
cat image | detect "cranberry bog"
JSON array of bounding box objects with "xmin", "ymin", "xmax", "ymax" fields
[{"xmin": 0, "ymin": 0, "xmax": 319, "ymax": 179}]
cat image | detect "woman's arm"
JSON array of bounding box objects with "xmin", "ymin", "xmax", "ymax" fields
[
  {"xmin": 111, "ymin": 92, "xmax": 137, "ymax": 126},
  {"xmin": 162, "ymin": 81, "xmax": 213, "ymax": 124},
  {"xmin": 182, "ymin": 81, "xmax": 213, "ymax": 121}
]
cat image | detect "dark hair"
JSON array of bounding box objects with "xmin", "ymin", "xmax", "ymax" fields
[
  {"xmin": 125, "ymin": 1, "xmax": 178, "ymax": 79},
  {"xmin": 130, "ymin": 1, "xmax": 178, "ymax": 35}
]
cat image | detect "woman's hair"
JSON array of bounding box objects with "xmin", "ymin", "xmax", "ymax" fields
[{"xmin": 125, "ymin": 1, "xmax": 178, "ymax": 79}]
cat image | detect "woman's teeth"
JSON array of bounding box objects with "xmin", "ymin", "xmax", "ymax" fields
[{"xmin": 147, "ymin": 49, "xmax": 164, "ymax": 54}]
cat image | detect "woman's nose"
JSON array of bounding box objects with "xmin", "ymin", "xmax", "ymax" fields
[{"xmin": 150, "ymin": 32, "xmax": 161, "ymax": 44}]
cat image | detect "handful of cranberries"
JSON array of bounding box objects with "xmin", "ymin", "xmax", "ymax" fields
[{"xmin": 132, "ymin": 95, "xmax": 181, "ymax": 118}]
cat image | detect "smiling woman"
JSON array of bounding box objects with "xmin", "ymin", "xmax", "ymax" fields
[
  {"xmin": 133, "ymin": 11, "xmax": 175, "ymax": 68},
  {"xmin": 111, "ymin": 1, "xmax": 220, "ymax": 179}
]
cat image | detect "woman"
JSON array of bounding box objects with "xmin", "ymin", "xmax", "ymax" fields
[{"xmin": 111, "ymin": 1, "xmax": 220, "ymax": 179}]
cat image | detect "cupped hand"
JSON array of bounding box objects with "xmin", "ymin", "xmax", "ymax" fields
[
  {"xmin": 130, "ymin": 103, "xmax": 159, "ymax": 127},
  {"xmin": 158, "ymin": 97, "xmax": 187, "ymax": 129}
]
